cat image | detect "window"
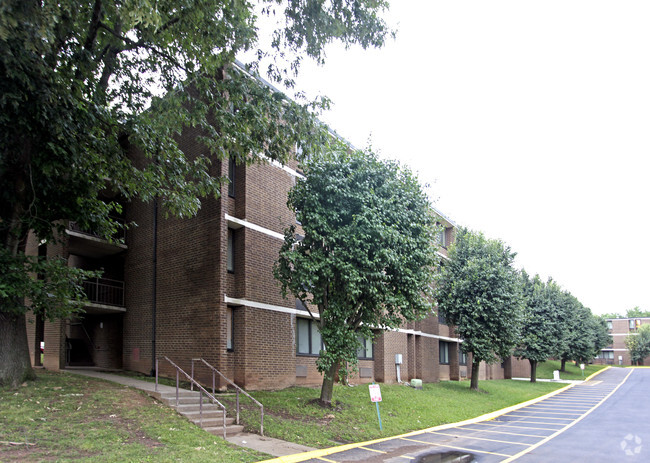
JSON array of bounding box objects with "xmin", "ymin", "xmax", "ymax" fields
[
  {"xmin": 228, "ymin": 158, "xmax": 236, "ymax": 197},
  {"xmin": 439, "ymin": 341, "xmax": 450, "ymax": 365},
  {"xmin": 459, "ymin": 347, "xmax": 467, "ymax": 365},
  {"xmin": 296, "ymin": 318, "xmax": 322, "ymax": 356},
  {"xmin": 629, "ymin": 319, "xmax": 636, "ymax": 330},
  {"xmin": 227, "ymin": 228, "xmax": 235, "ymax": 273},
  {"xmin": 438, "ymin": 310, "xmax": 447, "ymax": 325},
  {"xmin": 597, "ymin": 350, "xmax": 614, "ymax": 360},
  {"xmin": 226, "ymin": 306, "xmax": 234, "ymax": 351},
  {"xmin": 607, "ymin": 321, "xmax": 613, "ymax": 330},
  {"xmin": 357, "ymin": 336, "xmax": 373, "ymax": 359},
  {"xmin": 436, "ymin": 223, "xmax": 447, "ymax": 248}
]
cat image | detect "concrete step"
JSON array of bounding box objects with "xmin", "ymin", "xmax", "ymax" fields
[
  {"xmin": 181, "ymin": 410, "xmax": 227, "ymax": 421},
  {"xmin": 188, "ymin": 416, "xmax": 236, "ymax": 427},
  {"xmin": 175, "ymin": 404, "xmax": 225, "ymax": 415},
  {"xmin": 204, "ymin": 424, "xmax": 245, "ymax": 437},
  {"xmin": 159, "ymin": 395, "xmax": 211, "ymax": 406}
]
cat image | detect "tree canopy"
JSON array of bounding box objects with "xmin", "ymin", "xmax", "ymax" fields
[
  {"xmin": 0, "ymin": 0, "xmax": 393, "ymax": 387},
  {"xmin": 626, "ymin": 324, "xmax": 650, "ymax": 365},
  {"xmin": 435, "ymin": 228, "xmax": 523, "ymax": 391},
  {"xmin": 273, "ymin": 147, "xmax": 438, "ymax": 405},
  {"xmin": 514, "ymin": 273, "xmax": 565, "ymax": 382},
  {"xmin": 556, "ymin": 293, "xmax": 610, "ymax": 369},
  {"xmin": 599, "ymin": 307, "xmax": 650, "ymax": 320}
]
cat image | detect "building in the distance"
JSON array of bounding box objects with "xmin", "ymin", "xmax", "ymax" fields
[{"xmin": 594, "ymin": 318, "xmax": 650, "ymax": 366}]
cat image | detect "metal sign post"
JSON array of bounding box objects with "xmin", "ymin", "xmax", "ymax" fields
[
  {"xmin": 580, "ymin": 363, "xmax": 585, "ymax": 378},
  {"xmin": 369, "ymin": 383, "xmax": 383, "ymax": 430}
]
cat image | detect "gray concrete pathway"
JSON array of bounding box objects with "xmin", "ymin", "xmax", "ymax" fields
[{"xmin": 64, "ymin": 369, "xmax": 316, "ymax": 458}]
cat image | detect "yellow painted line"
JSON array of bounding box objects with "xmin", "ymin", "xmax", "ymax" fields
[
  {"xmin": 427, "ymin": 430, "xmax": 530, "ymax": 446},
  {"xmin": 359, "ymin": 446, "xmax": 385, "ymax": 454},
  {"xmin": 503, "ymin": 368, "xmax": 633, "ymax": 462},
  {"xmin": 584, "ymin": 367, "xmax": 611, "ymax": 381},
  {"xmin": 457, "ymin": 426, "xmax": 546, "ymax": 438},
  {"xmin": 400, "ymin": 437, "xmax": 513, "ymax": 458},
  {"xmin": 259, "ymin": 369, "xmax": 612, "ymax": 463}
]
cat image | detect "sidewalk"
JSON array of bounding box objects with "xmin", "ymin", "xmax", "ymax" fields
[{"xmin": 64, "ymin": 369, "xmax": 315, "ymax": 458}]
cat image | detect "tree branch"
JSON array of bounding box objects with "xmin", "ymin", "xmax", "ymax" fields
[{"xmin": 83, "ymin": 0, "xmax": 103, "ymax": 52}]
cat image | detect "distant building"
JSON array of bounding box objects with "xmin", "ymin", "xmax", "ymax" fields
[{"xmin": 594, "ymin": 318, "xmax": 650, "ymax": 365}]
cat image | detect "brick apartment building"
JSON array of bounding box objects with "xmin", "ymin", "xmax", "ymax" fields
[
  {"xmin": 25, "ymin": 143, "xmax": 529, "ymax": 388},
  {"xmin": 594, "ymin": 317, "xmax": 650, "ymax": 366},
  {"xmin": 24, "ymin": 72, "xmax": 529, "ymax": 389}
]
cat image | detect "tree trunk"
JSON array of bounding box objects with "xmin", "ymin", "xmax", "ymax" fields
[
  {"xmin": 529, "ymin": 359, "xmax": 537, "ymax": 383},
  {"xmin": 0, "ymin": 311, "xmax": 35, "ymax": 388},
  {"xmin": 560, "ymin": 357, "xmax": 566, "ymax": 372},
  {"xmin": 319, "ymin": 361, "xmax": 339, "ymax": 406},
  {"xmin": 470, "ymin": 360, "xmax": 480, "ymax": 391}
]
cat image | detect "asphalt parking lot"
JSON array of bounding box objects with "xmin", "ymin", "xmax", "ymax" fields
[{"xmin": 263, "ymin": 367, "xmax": 649, "ymax": 463}]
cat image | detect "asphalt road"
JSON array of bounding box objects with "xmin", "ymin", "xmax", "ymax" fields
[
  {"xmin": 264, "ymin": 367, "xmax": 650, "ymax": 463},
  {"xmin": 515, "ymin": 367, "xmax": 649, "ymax": 462}
]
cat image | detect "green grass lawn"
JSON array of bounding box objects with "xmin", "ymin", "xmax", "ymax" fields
[
  {"xmin": 219, "ymin": 378, "xmax": 566, "ymax": 448},
  {"xmin": 535, "ymin": 359, "xmax": 607, "ymax": 380},
  {"xmin": 0, "ymin": 370, "xmax": 268, "ymax": 462}
]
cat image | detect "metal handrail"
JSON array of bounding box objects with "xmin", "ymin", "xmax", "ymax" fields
[
  {"xmin": 155, "ymin": 356, "xmax": 228, "ymax": 438},
  {"xmin": 191, "ymin": 357, "xmax": 264, "ymax": 436},
  {"xmin": 82, "ymin": 277, "xmax": 125, "ymax": 307}
]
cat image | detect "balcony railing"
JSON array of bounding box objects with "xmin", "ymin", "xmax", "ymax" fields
[
  {"xmin": 68, "ymin": 216, "xmax": 126, "ymax": 242},
  {"xmin": 83, "ymin": 278, "xmax": 125, "ymax": 307}
]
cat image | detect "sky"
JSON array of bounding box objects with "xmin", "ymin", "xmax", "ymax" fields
[{"xmin": 257, "ymin": 1, "xmax": 650, "ymax": 315}]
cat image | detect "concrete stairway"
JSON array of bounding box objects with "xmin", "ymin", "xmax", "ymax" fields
[{"xmin": 152, "ymin": 389, "xmax": 244, "ymax": 437}]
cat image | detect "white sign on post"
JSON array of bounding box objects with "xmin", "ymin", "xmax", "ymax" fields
[
  {"xmin": 580, "ymin": 364, "xmax": 585, "ymax": 370},
  {"xmin": 369, "ymin": 384, "xmax": 382, "ymax": 403}
]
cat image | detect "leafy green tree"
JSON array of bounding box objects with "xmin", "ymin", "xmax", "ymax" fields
[
  {"xmin": 591, "ymin": 316, "xmax": 612, "ymax": 359},
  {"xmin": 600, "ymin": 312, "xmax": 623, "ymax": 320},
  {"xmin": 274, "ymin": 147, "xmax": 438, "ymax": 406},
  {"xmin": 0, "ymin": 0, "xmax": 392, "ymax": 387},
  {"xmin": 557, "ymin": 294, "xmax": 610, "ymax": 369},
  {"xmin": 626, "ymin": 307, "xmax": 650, "ymax": 318},
  {"xmin": 435, "ymin": 228, "xmax": 523, "ymax": 391},
  {"xmin": 626, "ymin": 324, "xmax": 650, "ymax": 365},
  {"xmin": 514, "ymin": 273, "xmax": 564, "ymax": 382}
]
